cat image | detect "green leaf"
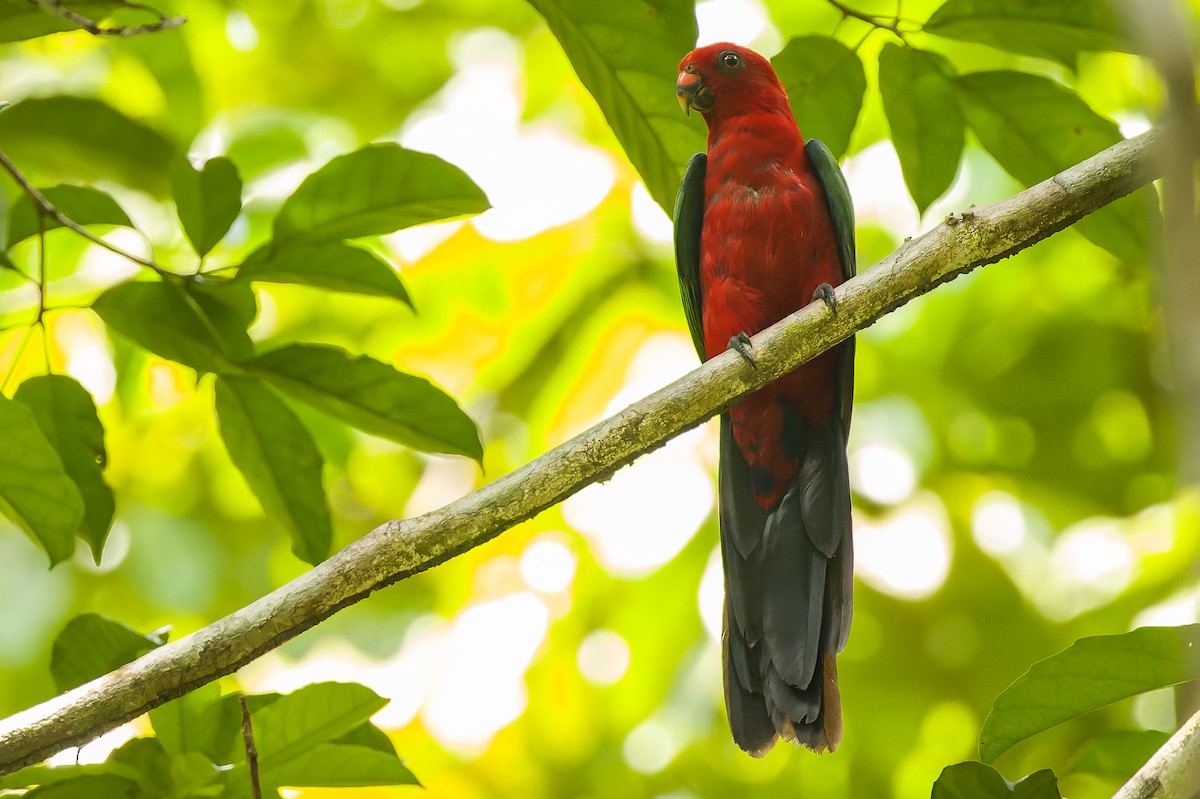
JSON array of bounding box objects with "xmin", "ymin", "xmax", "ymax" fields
[
  {"xmin": 924, "ymin": 0, "xmax": 1130, "ymax": 67},
  {"xmin": 235, "ymin": 683, "xmax": 388, "ymax": 769},
  {"xmin": 272, "ymin": 143, "xmax": 489, "ymax": 247},
  {"xmin": 0, "ymin": 1, "xmax": 123, "ymax": 43},
  {"xmin": 954, "ymin": 71, "xmax": 1150, "ymax": 262},
  {"xmin": 13, "ymin": 375, "xmax": 114, "ymax": 561},
  {"xmin": 933, "ymin": 763, "xmax": 1061, "ymax": 799},
  {"xmin": 214, "ymin": 377, "xmax": 332, "ymax": 565},
  {"xmin": 334, "ymin": 721, "xmax": 399, "ymax": 756},
  {"xmin": 772, "ymin": 35, "xmax": 867, "ymax": 160},
  {"xmin": 0, "ymin": 394, "xmax": 83, "ymax": 565},
  {"xmin": 187, "ymin": 278, "xmax": 257, "ymax": 360},
  {"xmin": 0, "ymin": 97, "xmax": 177, "ymax": 195},
  {"xmin": 1066, "ymin": 729, "xmax": 1171, "ymax": 781},
  {"xmin": 0, "ymin": 763, "xmax": 115, "ymax": 790},
  {"xmin": 50, "ymin": 613, "xmax": 167, "ymax": 692},
  {"xmin": 245, "ymin": 344, "xmax": 483, "ymax": 461},
  {"xmin": 21, "ymin": 774, "xmax": 139, "ymax": 798},
  {"xmin": 238, "ymin": 242, "xmax": 412, "ymax": 306},
  {"xmin": 93, "ymin": 280, "xmax": 235, "ymax": 374},
  {"xmin": 980, "ymin": 625, "xmax": 1200, "ymax": 763},
  {"xmin": 525, "ymin": 0, "xmax": 703, "ymax": 214},
  {"xmin": 878, "ymin": 44, "xmax": 964, "ymax": 214},
  {"xmin": 148, "ymin": 681, "xmax": 228, "ymax": 760},
  {"xmin": 171, "ymin": 157, "xmax": 243, "ymax": 258},
  {"xmin": 5, "ymin": 184, "xmax": 132, "ymax": 250},
  {"xmin": 267, "ymin": 743, "xmax": 418, "ymax": 788}
]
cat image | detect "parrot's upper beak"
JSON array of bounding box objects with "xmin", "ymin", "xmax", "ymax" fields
[{"xmin": 677, "ymin": 68, "xmax": 714, "ymax": 116}]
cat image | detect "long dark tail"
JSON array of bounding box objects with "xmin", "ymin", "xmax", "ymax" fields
[{"xmin": 718, "ymin": 400, "xmax": 853, "ymax": 755}]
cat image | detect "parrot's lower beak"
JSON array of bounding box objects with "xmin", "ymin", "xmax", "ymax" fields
[{"xmin": 677, "ymin": 69, "xmax": 714, "ymax": 116}]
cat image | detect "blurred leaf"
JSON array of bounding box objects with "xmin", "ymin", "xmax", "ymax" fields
[
  {"xmin": 0, "ymin": 97, "xmax": 177, "ymax": 195},
  {"xmin": 20, "ymin": 774, "xmax": 138, "ymax": 797},
  {"xmin": 13, "ymin": 375, "xmax": 114, "ymax": 561},
  {"xmin": 122, "ymin": 27, "xmax": 206, "ymax": 143},
  {"xmin": 264, "ymin": 743, "xmax": 418, "ymax": 789},
  {"xmin": 878, "ymin": 44, "xmax": 964, "ymax": 214},
  {"xmin": 187, "ymin": 278, "xmax": 257, "ymax": 360},
  {"xmin": 272, "ymin": 143, "xmax": 489, "ymax": 246},
  {"xmin": 148, "ymin": 681, "xmax": 229, "ymax": 760},
  {"xmin": 214, "ymin": 377, "xmax": 332, "ymax": 565},
  {"xmin": 5, "ymin": 185, "xmax": 132, "ymax": 250},
  {"xmin": 980, "ymin": 625, "xmax": 1200, "ymax": 763},
  {"xmin": 773, "ymin": 35, "xmax": 867, "ymax": 160},
  {"xmin": 245, "ymin": 343, "xmax": 483, "ymax": 461},
  {"xmin": 933, "ymin": 763, "xmax": 1061, "ymax": 798},
  {"xmin": 1066, "ymin": 729, "xmax": 1170, "ymax": 780},
  {"xmin": 171, "ymin": 157, "xmax": 243, "ymax": 258},
  {"xmin": 93, "ymin": 280, "xmax": 234, "ymax": 374},
  {"xmin": 238, "ymin": 242, "xmax": 412, "ymax": 306},
  {"xmin": 954, "ymin": 71, "xmax": 1149, "ymax": 261},
  {"xmin": 924, "ymin": 0, "xmax": 1129, "ymax": 67},
  {"xmin": 0, "ymin": 394, "xmax": 83, "ymax": 565},
  {"xmin": 50, "ymin": 613, "xmax": 166, "ymax": 693},
  {"xmin": 0, "ymin": 762, "xmax": 116, "ymax": 790},
  {"xmin": 0, "ymin": 1, "xmax": 122, "ymax": 43},
  {"xmin": 526, "ymin": 0, "xmax": 702, "ymax": 213}
]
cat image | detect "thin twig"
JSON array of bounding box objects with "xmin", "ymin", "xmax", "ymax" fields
[
  {"xmin": 826, "ymin": 0, "xmax": 907, "ymax": 39},
  {"xmin": 32, "ymin": 0, "xmax": 185, "ymax": 37},
  {"xmin": 238, "ymin": 696, "xmax": 262, "ymax": 799},
  {"xmin": 0, "ymin": 148, "xmax": 172, "ymax": 278}
]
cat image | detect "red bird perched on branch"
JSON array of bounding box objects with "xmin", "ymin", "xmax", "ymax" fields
[{"xmin": 674, "ymin": 43, "xmax": 856, "ymax": 756}]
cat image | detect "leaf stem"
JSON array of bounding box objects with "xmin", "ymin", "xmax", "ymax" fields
[{"xmin": 826, "ymin": 0, "xmax": 908, "ymax": 39}]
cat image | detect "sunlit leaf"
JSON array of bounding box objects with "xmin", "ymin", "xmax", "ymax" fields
[
  {"xmin": 272, "ymin": 143, "xmax": 489, "ymax": 246},
  {"xmin": 0, "ymin": 762, "xmax": 115, "ymax": 790},
  {"xmin": 245, "ymin": 343, "xmax": 483, "ymax": 461},
  {"xmin": 265, "ymin": 743, "xmax": 418, "ymax": 788},
  {"xmin": 214, "ymin": 377, "xmax": 332, "ymax": 565},
  {"xmin": 187, "ymin": 278, "xmax": 257, "ymax": 360},
  {"xmin": 50, "ymin": 613, "xmax": 167, "ymax": 693},
  {"xmin": 878, "ymin": 44, "xmax": 964, "ymax": 214},
  {"xmin": 13, "ymin": 375, "xmax": 114, "ymax": 561},
  {"xmin": 0, "ymin": 97, "xmax": 178, "ymax": 195},
  {"xmin": 526, "ymin": 0, "xmax": 702, "ymax": 214},
  {"xmin": 238, "ymin": 242, "xmax": 412, "ymax": 306},
  {"xmin": 334, "ymin": 721, "xmax": 400, "ymax": 756},
  {"xmin": 93, "ymin": 280, "xmax": 235, "ymax": 374},
  {"xmin": 171, "ymin": 157, "xmax": 243, "ymax": 258},
  {"xmin": 5, "ymin": 185, "xmax": 132, "ymax": 250},
  {"xmin": 15, "ymin": 774, "xmax": 138, "ymax": 797},
  {"xmin": 933, "ymin": 763, "xmax": 1061, "ymax": 798},
  {"xmin": 773, "ymin": 35, "xmax": 867, "ymax": 160},
  {"xmin": 925, "ymin": 0, "xmax": 1130, "ymax": 67},
  {"xmin": 0, "ymin": 394, "xmax": 83, "ymax": 566},
  {"xmin": 980, "ymin": 625, "xmax": 1200, "ymax": 763},
  {"xmin": 0, "ymin": 1, "xmax": 123, "ymax": 43},
  {"xmin": 149, "ymin": 682, "xmax": 227, "ymax": 759},
  {"xmin": 954, "ymin": 71, "xmax": 1150, "ymax": 261}
]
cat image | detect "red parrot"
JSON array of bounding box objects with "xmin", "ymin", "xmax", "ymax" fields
[{"xmin": 674, "ymin": 43, "xmax": 855, "ymax": 755}]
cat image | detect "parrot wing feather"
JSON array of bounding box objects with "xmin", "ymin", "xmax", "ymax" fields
[{"xmin": 673, "ymin": 153, "xmax": 708, "ymax": 361}]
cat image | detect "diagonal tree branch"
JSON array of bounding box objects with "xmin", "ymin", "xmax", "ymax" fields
[{"xmin": 0, "ymin": 125, "xmax": 1194, "ymax": 775}]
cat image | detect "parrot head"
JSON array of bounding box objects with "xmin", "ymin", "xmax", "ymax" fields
[{"xmin": 676, "ymin": 43, "xmax": 789, "ymax": 122}]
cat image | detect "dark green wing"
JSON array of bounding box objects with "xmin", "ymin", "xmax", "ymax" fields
[
  {"xmin": 673, "ymin": 153, "xmax": 707, "ymax": 361},
  {"xmin": 805, "ymin": 139, "xmax": 855, "ymax": 281},
  {"xmin": 805, "ymin": 138, "xmax": 856, "ymax": 437}
]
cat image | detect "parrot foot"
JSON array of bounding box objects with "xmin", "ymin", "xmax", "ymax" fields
[
  {"xmin": 812, "ymin": 283, "xmax": 838, "ymax": 316},
  {"xmin": 728, "ymin": 332, "xmax": 757, "ymax": 368}
]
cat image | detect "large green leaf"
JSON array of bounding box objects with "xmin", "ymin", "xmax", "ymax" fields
[
  {"xmin": 92, "ymin": 280, "xmax": 235, "ymax": 374},
  {"xmin": 50, "ymin": 613, "xmax": 167, "ymax": 692},
  {"xmin": 19, "ymin": 774, "xmax": 138, "ymax": 797},
  {"xmin": 245, "ymin": 344, "xmax": 483, "ymax": 461},
  {"xmin": 980, "ymin": 625, "xmax": 1200, "ymax": 763},
  {"xmin": 272, "ymin": 143, "xmax": 489, "ymax": 247},
  {"xmin": 526, "ymin": 0, "xmax": 703, "ymax": 214},
  {"xmin": 5, "ymin": 185, "xmax": 132, "ymax": 250},
  {"xmin": 148, "ymin": 682, "xmax": 230, "ymax": 761},
  {"xmin": 0, "ymin": 1, "xmax": 122, "ymax": 43},
  {"xmin": 924, "ymin": 0, "xmax": 1130, "ymax": 67},
  {"xmin": 13, "ymin": 375, "xmax": 114, "ymax": 561},
  {"xmin": 772, "ymin": 35, "xmax": 867, "ymax": 160},
  {"xmin": 214, "ymin": 377, "xmax": 332, "ymax": 565},
  {"xmin": 0, "ymin": 394, "xmax": 83, "ymax": 565},
  {"xmin": 267, "ymin": 743, "xmax": 418, "ymax": 788},
  {"xmin": 186, "ymin": 278, "xmax": 257, "ymax": 360},
  {"xmin": 0, "ymin": 97, "xmax": 177, "ymax": 195},
  {"xmin": 933, "ymin": 763, "xmax": 1061, "ymax": 799},
  {"xmin": 1065, "ymin": 729, "xmax": 1171, "ymax": 781},
  {"xmin": 954, "ymin": 71, "xmax": 1150, "ymax": 262},
  {"xmin": 170, "ymin": 157, "xmax": 243, "ymax": 258},
  {"xmin": 878, "ymin": 44, "xmax": 964, "ymax": 214},
  {"xmin": 237, "ymin": 242, "xmax": 412, "ymax": 306},
  {"xmin": 0, "ymin": 763, "xmax": 116, "ymax": 791}
]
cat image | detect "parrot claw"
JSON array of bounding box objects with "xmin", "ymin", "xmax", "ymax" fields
[
  {"xmin": 812, "ymin": 283, "xmax": 838, "ymax": 316},
  {"xmin": 728, "ymin": 332, "xmax": 757, "ymax": 368}
]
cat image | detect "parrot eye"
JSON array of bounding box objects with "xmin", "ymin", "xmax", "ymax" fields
[{"xmin": 718, "ymin": 50, "xmax": 743, "ymax": 73}]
